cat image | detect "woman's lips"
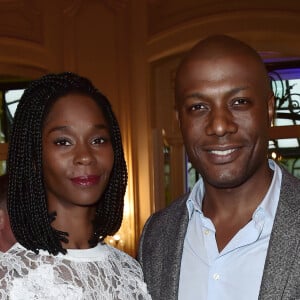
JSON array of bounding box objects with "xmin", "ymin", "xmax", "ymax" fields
[{"xmin": 70, "ymin": 175, "xmax": 100, "ymax": 186}]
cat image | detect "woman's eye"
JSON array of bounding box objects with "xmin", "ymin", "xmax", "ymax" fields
[
  {"xmin": 92, "ymin": 137, "xmax": 107, "ymax": 145},
  {"xmin": 54, "ymin": 138, "xmax": 72, "ymax": 146}
]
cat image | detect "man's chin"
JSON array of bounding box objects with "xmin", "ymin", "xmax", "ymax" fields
[{"xmin": 204, "ymin": 172, "xmax": 247, "ymax": 190}]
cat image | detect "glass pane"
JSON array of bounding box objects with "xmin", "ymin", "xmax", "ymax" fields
[
  {"xmin": 5, "ymin": 89, "xmax": 25, "ymax": 118},
  {"xmin": 164, "ymin": 144, "xmax": 172, "ymax": 206}
]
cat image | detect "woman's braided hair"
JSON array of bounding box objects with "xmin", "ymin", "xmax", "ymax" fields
[{"xmin": 7, "ymin": 72, "xmax": 127, "ymax": 255}]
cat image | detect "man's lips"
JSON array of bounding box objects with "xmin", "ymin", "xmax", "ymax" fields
[
  {"xmin": 203, "ymin": 145, "xmax": 243, "ymax": 163},
  {"xmin": 70, "ymin": 175, "xmax": 100, "ymax": 186},
  {"xmin": 209, "ymin": 148, "xmax": 237, "ymax": 156}
]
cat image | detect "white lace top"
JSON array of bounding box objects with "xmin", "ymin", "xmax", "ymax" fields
[{"xmin": 0, "ymin": 242, "xmax": 151, "ymax": 300}]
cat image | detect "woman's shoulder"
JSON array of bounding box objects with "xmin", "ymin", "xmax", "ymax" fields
[
  {"xmin": 105, "ymin": 244, "xmax": 144, "ymax": 275},
  {"xmin": 105, "ymin": 244, "xmax": 141, "ymax": 266},
  {"xmin": 0, "ymin": 243, "xmax": 32, "ymax": 270}
]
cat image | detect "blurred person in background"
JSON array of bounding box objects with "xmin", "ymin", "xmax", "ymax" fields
[{"xmin": 0, "ymin": 173, "xmax": 16, "ymax": 252}]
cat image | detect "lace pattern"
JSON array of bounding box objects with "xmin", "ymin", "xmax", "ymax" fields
[{"xmin": 0, "ymin": 243, "xmax": 151, "ymax": 300}]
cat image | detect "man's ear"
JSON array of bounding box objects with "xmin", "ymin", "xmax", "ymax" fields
[
  {"xmin": 268, "ymin": 93, "xmax": 275, "ymax": 126},
  {"xmin": 175, "ymin": 111, "xmax": 181, "ymax": 128},
  {"xmin": 0, "ymin": 209, "xmax": 5, "ymax": 230}
]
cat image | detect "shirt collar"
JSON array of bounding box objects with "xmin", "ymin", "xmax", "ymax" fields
[
  {"xmin": 186, "ymin": 159, "xmax": 282, "ymax": 222},
  {"xmin": 254, "ymin": 159, "xmax": 282, "ymax": 221}
]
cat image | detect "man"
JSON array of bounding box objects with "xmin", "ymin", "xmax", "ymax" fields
[
  {"xmin": 0, "ymin": 174, "xmax": 16, "ymax": 252},
  {"xmin": 138, "ymin": 35, "xmax": 300, "ymax": 299}
]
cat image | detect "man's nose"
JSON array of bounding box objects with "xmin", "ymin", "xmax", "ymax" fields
[{"xmin": 205, "ymin": 107, "xmax": 238, "ymax": 137}]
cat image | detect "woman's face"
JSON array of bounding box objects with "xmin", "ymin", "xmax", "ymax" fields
[{"xmin": 42, "ymin": 93, "xmax": 114, "ymax": 211}]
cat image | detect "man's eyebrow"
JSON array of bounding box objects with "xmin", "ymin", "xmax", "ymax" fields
[
  {"xmin": 183, "ymin": 92, "xmax": 204, "ymax": 100},
  {"xmin": 227, "ymin": 86, "xmax": 250, "ymax": 96},
  {"xmin": 184, "ymin": 86, "xmax": 250, "ymax": 100}
]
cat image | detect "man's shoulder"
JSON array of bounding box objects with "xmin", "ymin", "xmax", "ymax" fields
[
  {"xmin": 280, "ymin": 166, "xmax": 300, "ymax": 189},
  {"xmin": 279, "ymin": 165, "xmax": 300, "ymax": 209},
  {"xmin": 143, "ymin": 193, "xmax": 189, "ymax": 233},
  {"xmin": 139, "ymin": 193, "xmax": 190, "ymax": 264},
  {"xmin": 151, "ymin": 193, "xmax": 189, "ymax": 219},
  {"xmin": 281, "ymin": 165, "xmax": 300, "ymax": 185}
]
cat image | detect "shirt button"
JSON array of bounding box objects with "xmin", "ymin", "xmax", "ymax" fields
[
  {"xmin": 204, "ymin": 229, "xmax": 210, "ymax": 235},
  {"xmin": 213, "ymin": 273, "xmax": 220, "ymax": 280}
]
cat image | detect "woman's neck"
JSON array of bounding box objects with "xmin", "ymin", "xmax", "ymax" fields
[{"xmin": 49, "ymin": 205, "xmax": 97, "ymax": 249}]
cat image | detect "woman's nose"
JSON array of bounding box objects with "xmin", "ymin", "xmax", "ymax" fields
[{"xmin": 73, "ymin": 144, "xmax": 95, "ymax": 165}]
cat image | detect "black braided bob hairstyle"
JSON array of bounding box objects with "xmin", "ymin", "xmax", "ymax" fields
[{"xmin": 7, "ymin": 72, "xmax": 128, "ymax": 255}]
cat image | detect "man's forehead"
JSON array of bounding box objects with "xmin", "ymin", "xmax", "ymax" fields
[
  {"xmin": 175, "ymin": 56, "xmax": 271, "ymax": 101},
  {"xmin": 178, "ymin": 53, "xmax": 261, "ymax": 81}
]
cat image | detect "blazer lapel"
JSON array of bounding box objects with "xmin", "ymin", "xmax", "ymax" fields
[
  {"xmin": 160, "ymin": 195, "xmax": 189, "ymax": 299},
  {"xmin": 259, "ymin": 169, "xmax": 300, "ymax": 299},
  {"xmin": 139, "ymin": 194, "xmax": 189, "ymax": 300}
]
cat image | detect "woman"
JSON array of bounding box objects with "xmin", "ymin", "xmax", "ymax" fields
[{"xmin": 0, "ymin": 72, "xmax": 151, "ymax": 299}]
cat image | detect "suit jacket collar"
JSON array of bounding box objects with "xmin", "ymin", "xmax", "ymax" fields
[
  {"xmin": 141, "ymin": 165, "xmax": 300, "ymax": 299},
  {"xmin": 167, "ymin": 166, "xmax": 300, "ymax": 299}
]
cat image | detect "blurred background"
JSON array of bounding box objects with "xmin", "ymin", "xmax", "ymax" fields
[{"xmin": 1, "ymin": 0, "xmax": 300, "ymax": 256}]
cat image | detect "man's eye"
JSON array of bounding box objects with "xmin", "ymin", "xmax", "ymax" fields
[
  {"xmin": 54, "ymin": 138, "xmax": 72, "ymax": 146},
  {"xmin": 191, "ymin": 103, "xmax": 205, "ymax": 111},
  {"xmin": 233, "ymin": 98, "xmax": 249, "ymax": 105}
]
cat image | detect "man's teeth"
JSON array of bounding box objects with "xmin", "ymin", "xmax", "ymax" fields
[{"xmin": 211, "ymin": 149, "xmax": 236, "ymax": 156}]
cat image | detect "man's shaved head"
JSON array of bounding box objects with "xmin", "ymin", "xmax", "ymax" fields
[
  {"xmin": 182, "ymin": 35, "xmax": 262, "ymax": 61},
  {"xmin": 174, "ymin": 34, "xmax": 275, "ymax": 189},
  {"xmin": 175, "ymin": 35, "xmax": 272, "ymax": 105}
]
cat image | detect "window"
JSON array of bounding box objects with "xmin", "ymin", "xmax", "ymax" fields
[
  {"xmin": 0, "ymin": 81, "xmax": 29, "ymax": 174},
  {"xmin": 0, "ymin": 82, "xmax": 28, "ymax": 141},
  {"xmin": 267, "ymin": 61, "xmax": 300, "ymax": 178}
]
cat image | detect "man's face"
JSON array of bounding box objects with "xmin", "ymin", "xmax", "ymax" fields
[{"xmin": 176, "ymin": 55, "xmax": 274, "ymax": 189}]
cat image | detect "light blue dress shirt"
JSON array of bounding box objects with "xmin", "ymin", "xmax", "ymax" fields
[{"xmin": 178, "ymin": 160, "xmax": 282, "ymax": 300}]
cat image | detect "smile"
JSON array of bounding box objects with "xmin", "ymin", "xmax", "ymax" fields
[{"xmin": 210, "ymin": 148, "xmax": 237, "ymax": 156}]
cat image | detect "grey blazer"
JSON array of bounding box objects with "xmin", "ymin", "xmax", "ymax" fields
[{"xmin": 138, "ymin": 167, "xmax": 300, "ymax": 300}]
